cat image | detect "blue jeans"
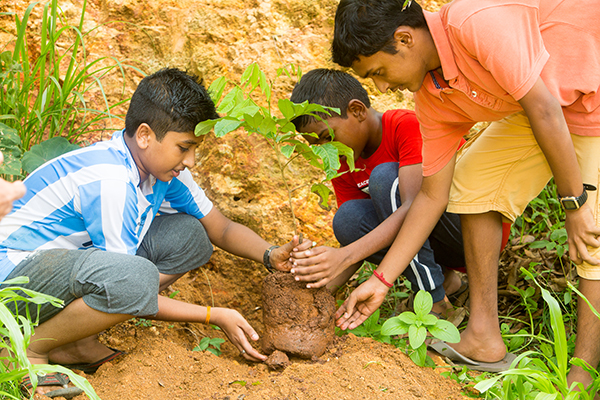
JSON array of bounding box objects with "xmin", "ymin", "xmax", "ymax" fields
[{"xmin": 332, "ymin": 162, "xmax": 465, "ymax": 303}]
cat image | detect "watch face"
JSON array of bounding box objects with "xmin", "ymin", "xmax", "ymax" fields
[{"xmin": 561, "ymin": 198, "xmax": 579, "ymax": 210}]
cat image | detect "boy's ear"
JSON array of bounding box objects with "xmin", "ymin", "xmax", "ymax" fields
[
  {"xmin": 348, "ymin": 99, "xmax": 368, "ymax": 122},
  {"xmin": 135, "ymin": 123, "xmax": 154, "ymax": 149},
  {"xmin": 393, "ymin": 27, "xmax": 414, "ymax": 48}
]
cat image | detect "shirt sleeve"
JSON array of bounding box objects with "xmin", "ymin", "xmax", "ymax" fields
[
  {"xmin": 448, "ymin": 4, "xmax": 549, "ymax": 101},
  {"xmin": 331, "ymin": 161, "xmax": 369, "ymax": 207},
  {"xmin": 161, "ymin": 169, "xmax": 214, "ymax": 218}
]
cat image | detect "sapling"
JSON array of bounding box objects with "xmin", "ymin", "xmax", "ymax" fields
[{"xmin": 195, "ymin": 63, "xmax": 355, "ymax": 235}]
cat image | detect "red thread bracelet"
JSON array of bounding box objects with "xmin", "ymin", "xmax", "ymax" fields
[{"xmin": 373, "ymin": 271, "xmax": 393, "ymax": 288}]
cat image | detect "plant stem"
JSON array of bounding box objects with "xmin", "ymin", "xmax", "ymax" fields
[{"xmin": 270, "ymin": 139, "xmax": 298, "ymax": 236}]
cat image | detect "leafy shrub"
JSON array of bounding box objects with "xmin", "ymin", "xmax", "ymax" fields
[
  {"xmin": 0, "ymin": 0, "xmax": 137, "ymax": 179},
  {"xmin": 0, "ymin": 276, "xmax": 100, "ymax": 400}
]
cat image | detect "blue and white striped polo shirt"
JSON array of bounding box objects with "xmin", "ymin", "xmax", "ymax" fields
[{"xmin": 0, "ymin": 130, "xmax": 213, "ymax": 282}]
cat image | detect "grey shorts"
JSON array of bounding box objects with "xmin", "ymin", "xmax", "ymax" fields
[{"xmin": 2, "ymin": 213, "xmax": 213, "ymax": 323}]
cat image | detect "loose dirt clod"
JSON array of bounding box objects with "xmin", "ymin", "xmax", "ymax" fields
[
  {"xmin": 261, "ymin": 272, "xmax": 336, "ymax": 358},
  {"xmin": 265, "ymin": 350, "xmax": 290, "ymax": 371}
]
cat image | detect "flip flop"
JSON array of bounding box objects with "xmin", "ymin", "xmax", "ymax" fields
[
  {"xmin": 447, "ymin": 279, "xmax": 468, "ymax": 303},
  {"xmin": 59, "ymin": 348, "xmax": 125, "ymax": 374},
  {"xmin": 21, "ymin": 372, "xmax": 84, "ymax": 399},
  {"xmin": 428, "ymin": 340, "xmax": 517, "ymax": 373}
]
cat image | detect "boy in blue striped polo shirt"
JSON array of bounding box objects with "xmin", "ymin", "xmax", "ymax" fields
[{"xmin": 0, "ymin": 68, "xmax": 310, "ymax": 398}]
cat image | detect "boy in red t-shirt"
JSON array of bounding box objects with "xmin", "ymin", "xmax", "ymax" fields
[{"xmin": 289, "ymin": 68, "xmax": 465, "ymax": 317}]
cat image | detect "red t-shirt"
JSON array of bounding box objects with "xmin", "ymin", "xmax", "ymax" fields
[{"xmin": 332, "ymin": 109, "xmax": 422, "ymax": 206}]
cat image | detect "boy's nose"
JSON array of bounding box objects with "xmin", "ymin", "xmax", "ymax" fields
[
  {"xmin": 372, "ymin": 78, "xmax": 389, "ymax": 93},
  {"xmin": 182, "ymin": 150, "xmax": 195, "ymax": 168}
]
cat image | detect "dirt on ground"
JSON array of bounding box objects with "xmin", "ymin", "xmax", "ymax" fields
[{"xmin": 1, "ymin": 0, "xmax": 482, "ymax": 399}]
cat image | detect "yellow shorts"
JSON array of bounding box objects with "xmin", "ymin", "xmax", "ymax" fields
[{"xmin": 447, "ymin": 111, "xmax": 600, "ymax": 279}]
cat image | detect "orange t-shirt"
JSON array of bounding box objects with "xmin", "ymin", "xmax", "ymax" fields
[{"xmin": 416, "ymin": 0, "xmax": 600, "ymax": 176}]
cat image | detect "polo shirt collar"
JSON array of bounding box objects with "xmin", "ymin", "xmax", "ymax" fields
[
  {"xmin": 113, "ymin": 129, "xmax": 142, "ymax": 187},
  {"xmin": 423, "ymin": 10, "xmax": 458, "ymax": 82}
]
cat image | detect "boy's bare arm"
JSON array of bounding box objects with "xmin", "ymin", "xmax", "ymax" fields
[
  {"xmin": 336, "ymin": 158, "xmax": 455, "ymax": 329},
  {"xmin": 518, "ymin": 78, "xmax": 600, "ymax": 265},
  {"xmin": 199, "ymin": 206, "xmax": 312, "ymax": 269},
  {"xmin": 290, "ymin": 163, "xmax": 425, "ymax": 288}
]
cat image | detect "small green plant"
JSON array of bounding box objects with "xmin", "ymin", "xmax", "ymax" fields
[
  {"xmin": 475, "ymin": 268, "xmax": 600, "ymax": 400},
  {"xmin": 381, "ymin": 290, "xmax": 461, "ymax": 367},
  {"xmin": 0, "ymin": 0, "xmax": 136, "ymax": 179},
  {"xmin": 347, "ymin": 309, "xmax": 392, "ymax": 344},
  {"xmin": 0, "ymin": 276, "xmax": 100, "ymax": 400},
  {"xmin": 196, "ymin": 63, "xmax": 354, "ymax": 232},
  {"xmin": 193, "ymin": 336, "xmax": 226, "ymax": 356},
  {"xmin": 134, "ymin": 318, "xmax": 153, "ymax": 327}
]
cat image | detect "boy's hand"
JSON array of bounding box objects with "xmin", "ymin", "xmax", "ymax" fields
[
  {"xmin": 289, "ymin": 246, "xmax": 350, "ymax": 288},
  {"xmin": 211, "ymin": 308, "xmax": 267, "ymax": 362},
  {"xmin": 565, "ymin": 205, "xmax": 600, "ymax": 265},
  {"xmin": 335, "ymin": 277, "xmax": 389, "ymax": 330},
  {"xmin": 270, "ymin": 235, "xmax": 313, "ymax": 272}
]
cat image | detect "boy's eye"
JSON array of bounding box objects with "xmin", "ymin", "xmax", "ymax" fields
[{"xmin": 178, "ymin": 145, "xmax": 190, "ymax": 152}]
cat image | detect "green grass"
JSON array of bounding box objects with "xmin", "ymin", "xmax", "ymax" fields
[{"xmin": 0, "ymin": 0, "xmax": 139, "ymax": 179}]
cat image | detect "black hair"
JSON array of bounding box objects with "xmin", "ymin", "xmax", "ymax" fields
[
  {"xmin": 331, "ymin": 0, "xmax": 427, "ymax": 67},
  {"xmin": 125, "ymin": 68, "xmax": 219, "ymax": 141},
  {"xmin": 290, "ymin": 68, "xmax": 371, "ymax": 131}
]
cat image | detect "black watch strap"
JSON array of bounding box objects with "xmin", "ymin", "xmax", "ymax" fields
[
  {"xmin": 263, "ymin": 245, "xmax": 279, "ymax": 273},
  {"xmin": 559, "ymin": 184, "xmax": 596, "ymax": 210}
]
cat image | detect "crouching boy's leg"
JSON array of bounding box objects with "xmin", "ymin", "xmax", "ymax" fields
[
  {"xmin": 2, "ymin": 247, "xmax": 160, "ymax": 395},
  {"xmin": 136, "ymin": 213, "xmax": 213, "ymax": 291}
]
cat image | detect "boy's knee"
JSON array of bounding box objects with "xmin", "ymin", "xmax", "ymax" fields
[
  {"xmin": 84, "ymin": 257, "xmax": 160, "ymax": 317},
  {"xmin": 369, "ymin": 162, "xmax": 399, "ymax": 200}
]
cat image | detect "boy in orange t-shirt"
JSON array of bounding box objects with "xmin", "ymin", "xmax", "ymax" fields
[{"xmin": 331, "ymin": 0, "xmax": 600, "ymax": 380}]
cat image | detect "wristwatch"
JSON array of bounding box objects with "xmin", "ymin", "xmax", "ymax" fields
[
  {"xmin": 263, "ymin": 245, "xmax": 279, "ymax": 273},
  {"xmin": 558, "ymin": 184, "xmax": 597, "ymax": 210}
]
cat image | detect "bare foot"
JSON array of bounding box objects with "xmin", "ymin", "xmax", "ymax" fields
[
  {"xmin": 450, "ymin": 326, "xmax": 506, "ymax": 363},
  {"xmin": 568, "ymin": 366, "xmax": 599, "ymax": 398},
  {"xmin": 442, "ymin": 268, "xmax": 463, "ymax": 297},
  {"xmin": 48, "ymin": 334, "xmax": 115, "ymax": 365},
  {"xmin": 431, "ymin": 296, "xmax": 454, "ymax": 319}
]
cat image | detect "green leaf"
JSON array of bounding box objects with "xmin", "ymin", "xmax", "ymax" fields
[
  {"xmin": 409, "ymin": 343, "xmax": 428, "ymax": 366},
  {"xmin": 278, "ymin": 98, "xmax": 296, "ymax": 120},
  {"xmin": 412, "ymin": 290, "xmax": 433, "ymax": 318},
  {"xmin": 21, "ymin": 137, "xmax": 80, "ymax": 174},
  {"xmin": 0, "ymin": 146, "xmax": 22, "ymax": 176},
  {"xmin": 310, "ymin": 183, "xmax": 332, "ymax": 211},
  {"xmin": 214, "ymin": 119, "xmax": 243, "ymax": 138},
  {"xmin": 397, "ymin": 311, "xmax": 417, "ymax": 325},
  {"xmin": 0, "ymin": 122, "xmax": 21, "ymax": 147},
  {"xmin": 195, "ymin": 119, "xmax": 218, "ymax": 136},
  {"xmin": 428, "ymin": 320, "xmax": 460, "ymax": 343},
  {"xmin": 408, "ymin": 324, "xmax": 427, "ymax": 349},
  {"xmin": 421, "ymin": 313, "xmax": 438, "ymax": 326},
  {"xmin": 381, "ymin": 317, "xmax": 409, "ymax": 336},
  {"xmin": 312, "ymin": 143, "xmax": 342, "ymax": 180},
  {"xmin": 217, "ymin": 87, "xmax": 244, "ymax": 114},
  {"xmin": 329, "ymin": 141, "xmax": 355, "ymax": 171},
  {"xmin": 208, "ymin": 76, "xmax": 228, "ymax": 104},
  {"xmin": 280, "ymin": 144, "xmax": 296, "ymax": 158},
  {"xmin": 243, "ymin": 112, "xmax": 265, "ymax": 131}
]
